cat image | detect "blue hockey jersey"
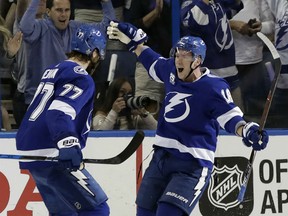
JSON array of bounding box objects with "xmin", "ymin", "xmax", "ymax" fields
[
  {"xmin": 16, "ymin": 61, "xmax": 95, "ymax": 169},
  {"xmin": 139, "ymin": 48, "xmax": 245, "ymax": 170},
  {"xmin": 181, "ymin": 0, "xmax": 243, "ymax": 71}
]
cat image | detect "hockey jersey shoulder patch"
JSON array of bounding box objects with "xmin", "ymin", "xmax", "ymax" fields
[{"xmin": 74, "ymin": 66, "xmax": 88, "ymax": 75}]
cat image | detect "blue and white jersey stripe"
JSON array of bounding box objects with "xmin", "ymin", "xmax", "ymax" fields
[
  {"xmin": 16, "ymin": 60, "xmax": 95, "ymax": 169},
  {"xmin": 139, "ymin": 48, "xmax": 245, "ymax": 169}
]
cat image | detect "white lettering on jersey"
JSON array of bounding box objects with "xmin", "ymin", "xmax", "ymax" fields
[
  {"xmin": 221, "ymin": 88, "xmax": 233, "ymax": 104},
  {"xmin": 164, "ymin": 92, "xmax": 191, "ymax": 123},
  {"xmin": 42, "ymin": 69, "xmax": 59, "ymax": 79},
  {"xmin": 29, "ymin": 82, "xmax": 54, "ymax": 121},
  {"xmin": 60, "ymin": 84, "xmax": 83, "ymax": 99}
]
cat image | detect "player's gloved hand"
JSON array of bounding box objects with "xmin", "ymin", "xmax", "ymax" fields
[
  {"xmin": 242, "ymin": 122, "xmax": 269, "ymax": 151},
  {"xmin": 57, "ymin": 136, "xmax": 83, "ymax": 171},
  {"xmin": 107, "ymin": 21, "xmax": 148, "ymax": 51}
]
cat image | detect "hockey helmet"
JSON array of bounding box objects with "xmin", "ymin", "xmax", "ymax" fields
[
  {"xmin": 72, "ymin": 25, "xmax": 106, "ymax": 60},
  {"xmin": 170, "ymin": 36, "xmax": 206, "ymax": 64}
]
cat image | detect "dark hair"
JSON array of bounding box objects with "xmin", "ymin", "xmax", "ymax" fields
[
  {"xmin": 46, "ymin": 0, "xmax": 71, "ymax": 9},
  {"xmin": 99, "ymin": 77, "xmax": 132, "ymax": 114},
  {"xmin": 96, "ymin": 77, "xmax": 135, "ymax": 129},
  {"xmin": 66, "ymin": 50, "xmax": 90, "ymax": 62}
]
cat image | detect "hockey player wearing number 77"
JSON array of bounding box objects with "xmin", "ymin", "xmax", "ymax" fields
[
  {"xmin": 16, "ymin": 26, "xmax": 110, "ymax": 215},
  {"xmin": 107, "ymin": 21, "xmax": 269, "ymax": 216}
]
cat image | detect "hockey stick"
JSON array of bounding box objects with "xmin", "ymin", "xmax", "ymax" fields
[
  {"xmin": 0, "ymin": 130, "xmax": 145, "ymax": 165},
  {"xmin": 107, "ymin": 53, "xmax": 117, "ymax": 85},
  {"xmin": 237, "ymin": 32, "xmax": 282, "ymax": 203},
  {"xmin": 94, "ymin": 53, "xmax": 117, "ymax": 110}
]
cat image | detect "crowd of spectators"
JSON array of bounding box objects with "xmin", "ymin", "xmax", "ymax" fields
[{"xmin": 0, "ymin": 0, "xmax": 287, "ymax": 131}]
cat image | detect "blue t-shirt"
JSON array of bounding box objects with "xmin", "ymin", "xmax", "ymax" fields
[{"xmin": 20, "ymin": 0, "xmax": 115, "ymax": 104}]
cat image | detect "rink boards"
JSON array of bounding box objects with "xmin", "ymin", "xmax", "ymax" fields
[{"xmin": 0, "ymin": 130, "xmax": 288, "ymax": 216}]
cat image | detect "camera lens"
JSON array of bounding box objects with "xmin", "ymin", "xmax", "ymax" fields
[{"xmin": 126, "ymin": 95, "xmax": 150, "ymax": 109}]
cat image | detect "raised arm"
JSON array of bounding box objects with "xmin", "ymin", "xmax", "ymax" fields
[
  {"xmin": 97, "ymin": 0, "xmax": 116, "ymax": 33},
  {"xmin": 4, "ymin": 2, "xmax": 16, "ymax": 32},
  {"xmin": 107, "ymin": 21, "xmax": 148, "ymax": 55},
  {"xmin": 0, "ymin": 28, "xmax": 22, "ymax": 68},
  {"xmin": 16, "ymin": 0, "xmax": 31, "ymax": 22},
  {"xmin": 19, "ymin": 0, "xmax": 43, "ymax": 42}
]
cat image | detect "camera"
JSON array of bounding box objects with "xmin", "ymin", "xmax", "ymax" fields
[
  {"xmin": 248, "ymin": 18, "xmax": 257, "ymax": 28},
  {"xmin": 123, "ymin": 93, "xmax": 151, "ymax": 109}
]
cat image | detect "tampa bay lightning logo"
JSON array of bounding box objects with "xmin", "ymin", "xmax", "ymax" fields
[
  {"xmin": 214, "ymin": 10, "xmax": 233, "ymax": 51},
  {"xmin": 276, "ymin": 11, "xmax": 288, "ymax": 51},
  {"xmin": 74, "ymin": 66, "xmax": 88, "ymax": 75},
  {"xmin": 164, "ymin": 92, "xmax": 191, "ymax": 123}
]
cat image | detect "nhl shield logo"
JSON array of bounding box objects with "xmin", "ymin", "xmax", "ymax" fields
[
  {"xmin": 199, "ymin": 157, "xmax": 254, "ymax": 216},
  {"xmin": 208, "ymin": 165, "xmax": 242, "ymax": 210}
]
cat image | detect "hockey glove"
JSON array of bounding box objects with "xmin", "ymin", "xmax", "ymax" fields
[
  {"xmin": 57, "ymin": 136, "xmax": 83, "ymax": 171},
  {"xmin": 107, "ymin": 21, "xmax": 148, "ymax": 51},
  {"xmin": 242, "ymin": 122, "xmax": 269, "ymax": 151}
]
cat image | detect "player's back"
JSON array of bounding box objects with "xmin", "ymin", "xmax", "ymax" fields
[{"xmin": 16, "ymin": 61, "xmax": 95, "ymax": 166}]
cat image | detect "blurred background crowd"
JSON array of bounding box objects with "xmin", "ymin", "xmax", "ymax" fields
[{"xmin": 0, "ymin": 0, "xmax": 287, "ymax": 131}]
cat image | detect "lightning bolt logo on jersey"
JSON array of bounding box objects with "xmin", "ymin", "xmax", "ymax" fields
[
  {"xmin": 139, "ymin": 49, "xmax": 244, "ymax": 170},
  {"xmin": 181, "ymin": 0, "xmax": 238, "ymax": 70},
  {"xmin": 276, "ymin": 10, "xmax": 288, "ymax": 63},
  {"xmin": 164, "ymin": 92, "xmax": 191, "ymax": 123},
  {"xmin": 16, "ymin": 60, "xmax": 95, "ymax": 169},
  {"xmin": 266, "ymin": 0, "xmax": 288, "ymax": 88}
]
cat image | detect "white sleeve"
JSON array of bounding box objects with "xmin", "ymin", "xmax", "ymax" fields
[
  {"xmin": 259, "ymin": 0, "xmax": 275, "ymax": 35},
  {"xmin": 134, "ymin": 114, "xmax": 158, "ymax": 130},
  {"xmin": 141, "ymin": 114, "xmax": 158, "ymax": 130},
  {"xmin": 92, "ymin": 110, "xmax": 118, "ymax": 130}
]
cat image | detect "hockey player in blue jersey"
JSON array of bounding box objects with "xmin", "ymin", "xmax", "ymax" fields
[
  {"xmin": 16, "ymin": 25, "xmax": 110, "ymax": 215},
  {"xmin": 107, "ymin": 22, "xmax": 269, "ymax": 216}
]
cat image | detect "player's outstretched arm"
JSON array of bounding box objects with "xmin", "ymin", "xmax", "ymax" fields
[
  {"xmin": 107, "ymin": 21, "xmax": 148, "ymax": 56},
  {"xmin": 237, "ymin": 122, "xmax": 269, "ymax": 151}
]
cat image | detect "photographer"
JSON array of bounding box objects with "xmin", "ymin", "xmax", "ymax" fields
[{"xmin": 92, "ymin": 77, "xmax": 157, "ymax": 130}]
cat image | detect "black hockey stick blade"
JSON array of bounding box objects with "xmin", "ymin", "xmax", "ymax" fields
[
  {"xmin": 0, "ymin": 130, "xmax": 145, "ymax": 165},
  {"xmin": 84, "ymin": 130, "xmax": 145, "ymax": 164},
  {"xmin": 237, "ymin": 32, "xmax": 282, "ymax": 203}
]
